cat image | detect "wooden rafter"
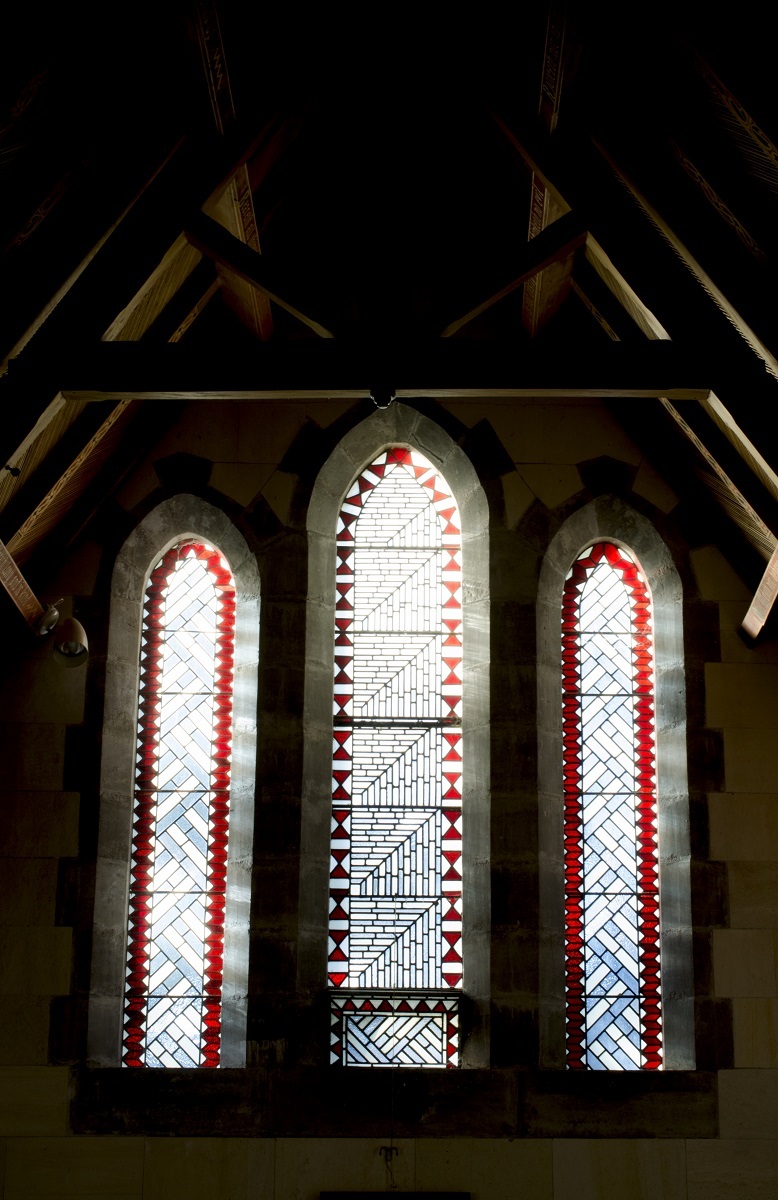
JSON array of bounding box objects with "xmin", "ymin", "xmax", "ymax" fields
[
  {"xmin": 660, "ymin": 394, "xmax": 776, "ymax": 554},
  {"xmin": 0, "ymin": 119, "xmax": 283, "ymax": 470},
  {"xmin": 743, "ymin": 547, "xmax": 778, "ymax": 638},
  {"xmin": 3, "ymin": 280, "xmax": 221, "ymax": 566},
  {"xmin": 439, "ymin": 211, "xmax": 586, "ymax": 337},
  {"xmin": 522, "ymin": 0, "xmax": 572, "ymax": 336},
  {"xmin": 195, "ymin": 0, "xmax": 273, "ymax": 340},
  {"xmin": 594, "ymin": 138, "xmax": 778, "ymax": 383},
  {"xmin": 184, "ymin": 213, "xmax": 335, "ymax": 337},
  {"xmin": 0, "ymin": 538, "xmax": 47, "ymax": 630}
]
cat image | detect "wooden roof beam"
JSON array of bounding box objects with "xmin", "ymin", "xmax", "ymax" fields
[
  {"xmin": 438, "ymin": 210, "xmax": 587, "ymax": 337},
  {"xmin": 0, "ymin": 116, "xmax": 291, "ymax": 466},
  {"xmin": 0, "ymin": 337, "xmax": 718, "ymax": 401},
  {"xmin": 184, "ymin": 212, "xmax": 336, "ymax": 338},
  {"xmin": 594, "ymin": 139, "xmax": 778, "ymax": 383},
  {"xmin": 743, "ymin": 547, "xmax": 778, "ymax": 638}
]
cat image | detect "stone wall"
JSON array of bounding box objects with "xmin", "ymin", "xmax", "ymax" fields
[{"xmin": 0, "ymin": 396, "xmax": 776, "ymax": 1198}]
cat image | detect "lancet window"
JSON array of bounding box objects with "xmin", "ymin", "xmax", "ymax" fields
[
  {"xmin": 123, "ymin": 539, "xmax": 236, "ymax": 1068},
  {"xmin": 328, "ymin": 447, "xmax": 463, "ymax": 1068},
  {"xmin": 561, "ymin": 541, "xmax": 662, "ymax": 1070}
]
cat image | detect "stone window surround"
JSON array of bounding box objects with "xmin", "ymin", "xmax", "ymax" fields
[
  {"xmin": 88, "ymin": 495, "xmax": 261, "ymax": 1068},
  {"xmin": 298, "ymin": 402, "xmax": 492, "ymax": 1067},
  {"xmin": 537, "ymin": 495, "xmax": 695, "ymax": 1069}
]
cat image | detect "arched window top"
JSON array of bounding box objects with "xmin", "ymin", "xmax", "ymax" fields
[
  {"xmin": 301, "ymin": 405, "xmax": 490, "ymax": 1070},
  {"xmin": 566, "ymin": 542, "xmax": 652, "ymax": 633},
  {"xmin": 562, "ymin": 541, "xmax": 661, "ymax": 1071},
  {"xmin": 537, "ymin": 498, "xmax": 694, "ymax": 1072},
  {"xmin": 124, "ymin": 539, "xmax": 236, "ymax": 1068},
  {"xmin": 89, "ymin": 496, "xmax": 259, "ymax": 1069},
  {"xmin": 328, "ymin": 447, "xmax": 463, "ymax": 1067}
]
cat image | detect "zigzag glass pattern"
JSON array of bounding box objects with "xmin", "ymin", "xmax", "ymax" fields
[
  {"xmin": 123, "ymin": 541, "xmax": 235, "ymax": 1067},
  {"xmin": 562, "ymin": 543, "xmax": 662, "ymax": 1070},
  {"xmin": 329, "ymin": 448, "xmax": 462, "ymax": 1067}
]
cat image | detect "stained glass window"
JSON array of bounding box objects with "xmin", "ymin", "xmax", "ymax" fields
[
  {"xmin": 561, "ymin": 542, "xmax": 662, "ymax": 1070},
  {"xmin": 328, "ymin": 447, "xmax": 462, "ymax": 1068},
  {"xmin": 123, "ymin": 540, "xmax": 235, "ymax": 1068}
]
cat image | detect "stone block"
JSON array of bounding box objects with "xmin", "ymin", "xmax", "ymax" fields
[
  {"xmin": 690, "ymin": 545, "xmax": 751, "ymax": 602},
  {"xmin": 723, "ymin": 730, "xmax": 778, "ymax": 793},
  {"xmin": 115, "ymin": 459, "xmax": 159, "ymax": 512},
  {"xmin": 416, "ymin": 1136, "xmax": 552, "ymax": 1199},
  {"xmin": 502, "ymin": 471, "xmax": 535, "ymax": 528},
  {"xmin": 516, "ymin": 465, "xmax": 582, "ymax": 509},
  {"xmin": 4, "ymin": 1135, "xmax": 144, "ymax": 1197},
  {"xmin": 719, "ymin": 602, "xmax": 778, "ymax": 665},
  {"xmin": 237, "ymin": 400, "xmax": 308, "ymax": 463},
  {"xmin": 158, "ymin": 400, "xmax": 241, "ymax": 463},
  {"xmin": 729, "ymin": 863, "xmax": 778, "ymax": 928},
  {"xmin": 687, "ymin": 1139, "xmax": 778, "ymax": 1200},
  {"xmin": 0, "ymin": 928, "xmax": 72, "ymax": 996},
  {"xmin": 143, "ymin": 1137, "xmax": 274, "ymax": 1200},
  {"xmin": 0, "ymin": 648, "xmax": 85, "ymax": 726},
  {"xmin": 713, "ymin": 930, "xmax": 776, "ymax": 997},
  {"xmin": 709, "ymin": 794, "xmax": 778, "ymax": 862},
  {"xmin": 551, "ymin": 1139, "xmax": 687, "ymax": 1200},
  {"xmin": 0, "ymin": 997, "xmax": 50, "ymax": 1065},
  {"xmin": 719, "ymin": 1069, "xmax": 778, "ymax": 1138},
  {"xmin": 706, "ymin": 664, "xmax": 778, "ymax": 729},
  {"xmin": 0, "ymin": 726, "xmax": 65, "ymax": 791},
  {"xmin": 210, "ymin": 461, "xmax": 271, "ymax": 506},
  {"xmin": 632, "ymin": 459, "xmax": 679, "ymax": 513},
  {"xmin": 0, "ymin": 859, "xmax": 58, "ymax": 924},
  {"xmin": 261, "ymin": 469, "xmax": 297, "ymax": 526},
  {"xmin": 733, "ymin": 999, "xmax": 778, "ymax": 1067},
  {"xmin": 274, "ymin": 1136, "xmax": 416, "ymax": 1198},
  {"xmin": 0, "ymin": 1067, "xmax": 69, "ymax": 1136},
  {"xmin": 464, "ymin": 399, "xmax": 639, "ymax": 467}
]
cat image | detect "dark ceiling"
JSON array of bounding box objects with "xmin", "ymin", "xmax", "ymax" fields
[{"xmin": 2, "ymin": 1, "xmax": 778, "ymax": 632}]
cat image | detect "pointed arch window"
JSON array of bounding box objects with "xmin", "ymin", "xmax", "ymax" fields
[
  {"xmin": 123, "ymin": 539, "xmax": 236, "ymax": 1068},
  {"xmin": 562, "ymin": 542, "xmax": 662, "ymax": 1070},
  {"xmin": 328, "ymin": 447, "xmax": 463, "ymax": 1068}
]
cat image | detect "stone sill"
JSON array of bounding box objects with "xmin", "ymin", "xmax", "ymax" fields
[{"xmin": 71, "ymin": 1065, "xmax": 718, "ymax": 1138}]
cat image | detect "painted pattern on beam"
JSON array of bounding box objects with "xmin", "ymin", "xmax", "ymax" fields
[
  {"xmin": 123, "ymin": 541, "xmax": 235, "ymax": 1068},
  {"xmin": 328, "ymin": 447, "xmax": 462, "ymax": 1068},
  {"xmin": 562, "ymin": 542, "xmax": 662, "ymax": 1070}
]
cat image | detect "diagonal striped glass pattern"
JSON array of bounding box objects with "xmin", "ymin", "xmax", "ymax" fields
[
  {"xmin": 562, "ymin": 542, "xmax": 662, "ymax": 1070},
  {"xmin": 331, "ymin": 992, "xmax": 460, "ymax": 1068},
  {"xmin": 329, "ymin": 448, "xmax": 462, "ymax": 1068},
  {"xmin": 123, "ymin": 541, "xmax": 235, "ymax": 1067}
]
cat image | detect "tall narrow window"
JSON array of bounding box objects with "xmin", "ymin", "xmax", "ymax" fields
[
  {"xmin": 328, "ymin": 447, "xmax": 463, "ymax": 1068},
  {"xmin": 561, "ymin": 541, "xmax": 662, "ymax": 1070},
  {"xmin": 123, "ymin": 540, "xmax": 235, "ymax": 1067}
]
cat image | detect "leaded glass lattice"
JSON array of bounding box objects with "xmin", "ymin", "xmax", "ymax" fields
[
  {"xmin": 562, "ymin": 542, "xmax": 662, "ymax": 1070},
  {"xmin": 123, "ymin": 541, "xmax": 235, "ymax": 1068},
  {"xmin": 329, "ymin": 448, "xmax": 462, "ymax": 1068}
]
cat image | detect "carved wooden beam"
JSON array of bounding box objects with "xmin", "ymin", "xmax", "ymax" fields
[
  {"xmin": 522, "ymin": 1, "xmax": 572, "ymax": 336},
  {"xmin": 701, "ymin": 392, "xmax": 778, "ymax": 509},
  {"xmin": 195, "ymin": 0, "xmax": 273, "ymax": 340},
  {"xmin": 438, "ymin": 211, "xmax": 586, "ymax": 337},
  {"xmin": 0, "ymin": 119, "xmax": 283, "ymax": 468},
  {"xmin": 0, "ymin": 537, "xmax": 49, "ymax": 631},
  {"xmin": 660, "ymin": 396, "xmax": 777, "ymax": 556},
  {"xmin": 6, "ymin": 402, "xmax": 133, "ymax": 564},
  {"xmin": 743, "ymin": 546, "xmax": 778, "ymax": 638},
  {"xmin": 185, "ymin": 212, "xmax": 336, "ymax": 338},
  {"xmin": 594, "ymin": 138, "xmax": 778, "ymax": 383}
]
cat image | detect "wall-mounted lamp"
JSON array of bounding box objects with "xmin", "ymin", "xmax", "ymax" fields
[
  {"xmin": 0, "ymin": 540, "xmax": 89, "ymax": 667},
  {"xmin": 52, "ymin": 615, "xmax": 89, "ymax": 668}
]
